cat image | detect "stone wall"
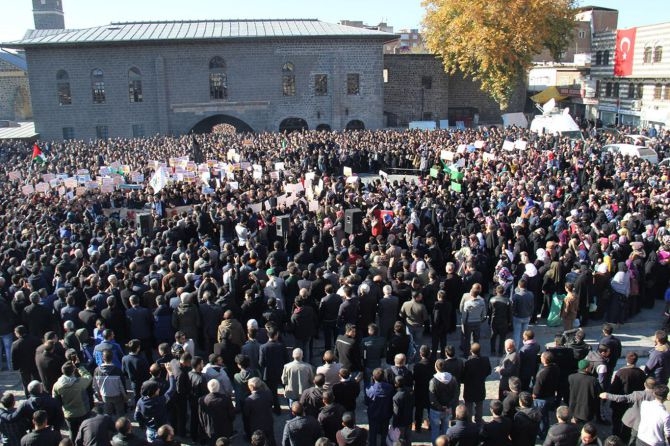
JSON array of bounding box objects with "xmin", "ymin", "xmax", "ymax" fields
[
  {"xmin": 382, "ymin": 54, "xmax": 449, "ymax": 126},
  {"xmin": 384, "ymin": 54, "xmax": 526, "ymax": 126},
  {"xmin": 25, "ymin": 37, "xmax": 386, "ymax": 140},
  {"xmin": 0, "ymin": 60, "xmax": 32, "ymax": 121}
]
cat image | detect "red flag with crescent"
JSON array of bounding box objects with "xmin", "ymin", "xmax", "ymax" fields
[{"xmin": 614, "ymin": 28, "xmax": 636, "ymax": 76}]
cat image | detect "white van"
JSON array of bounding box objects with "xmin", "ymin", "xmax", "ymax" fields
[{"xmin": 602, "ymin": 143, "xmax": 659, "ymax": 164}]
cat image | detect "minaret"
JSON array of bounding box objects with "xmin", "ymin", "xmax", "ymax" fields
[{"xmin": 32, "ymin": 0, "xmax": 65, "ymax": 30}]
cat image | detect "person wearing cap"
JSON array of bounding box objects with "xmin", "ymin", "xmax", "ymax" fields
[{"xmin": 568, "ymin": 359, "xmax": 601, "ymax": 425}]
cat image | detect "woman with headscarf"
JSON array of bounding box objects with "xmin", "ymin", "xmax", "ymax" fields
[
  {"xmin": 608, "ymin": 262, "xmax": 630, "ymax": 325},
  {"xmin": 541, "ymin": 260, "xmax": 563, "ymax": 319}
]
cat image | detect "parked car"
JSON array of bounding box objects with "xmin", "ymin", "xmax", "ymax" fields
[{"xmin": 602, "ymin": 143, "xmax": 659, "ymax": 164}]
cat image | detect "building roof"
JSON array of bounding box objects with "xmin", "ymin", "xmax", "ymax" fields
[
  {"xmin": 575, "ymin": 5, "xmax": 618, "ymax": 12},
  {"xmin": 0, "ymin": 122, "xmax": 37, "ymax": 140},
  {"xmin": 5, "ymin": 19, "xmax": 396, "ymax": 47},
  {"xmin": 0, "ymin": 49, "xmax": 27, "ymax": 71}
]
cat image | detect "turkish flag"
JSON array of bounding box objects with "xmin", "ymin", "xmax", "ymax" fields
[{"xmin": 614, "ymin": 28, "xmax": 636, "ymax": 76}]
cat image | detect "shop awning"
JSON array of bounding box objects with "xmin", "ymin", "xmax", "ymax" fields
[{"xmin": 530, "ymin": 86, "xmax": 568, "ymax": 104}]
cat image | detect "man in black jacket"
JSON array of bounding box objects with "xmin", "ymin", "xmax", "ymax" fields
[
  {"xmin": 511, "ymin": 392, "xmax": 541, "ymax": 446},
  {"xmin": 533, "ymin": 351, "xmax": 561, "ymax": 439},
  {"xmin": 332, "ymin": 368, "xmax": 360, "ymax": 412},
  {"xmin": 335, "ymin": 324, "xmax": 362, "ymax": 377},
  {"xmin": 413, "ymin": 345, "xmax": 433, "ymax": 433},
  {"xmin": 19, "ymin": 410, "xmax": 60, "ymax": 446},
  {"xmin": 599, "ymin": 323, "xmax": 622, "ymax": 384},
  {"xmin": 428, "ymin": 359, "xmax": 459, "ymax": 444},
  {"xmin": 11, "ymin": 326, "xmax": 40, "ymax": 397},
  {"xmin": 480, "ymin": 400, "xmax": 511, "ymax": 446},
  {"xmin": 110, "ymin": 417, "xmax": 146, "ymax": 446},
  {"xmin": 243, "ymin": 378, "xmax": 275, "ymax": 446},
  {"xmin": 542, "ymin": 405, "xmax": 580, "ymax": 446},
  {"xmin": 197, "ymin": 379, "xmax": 235, "ymax": 446},
  {"xmin": 317, "ymin": 391, "xmax": 345, "ymax": 442},
  {"xmin": 445, "ymin": 405, "xmax": 478, "ymax": 446},
  {"xmin": 608, "ymin": 351, "xmax": 646, "ymax": 439},
  {"xmin": 74, "ymin": 405, "xmax": 115, "ymax": 446},
  {"xmin": 391, "ymin": 375, "xmax": 414, "ymax": 444},
  {"xmin": 22, "ymin": 293, "xmax": 56, "ymax": 340},
  {"xmin": 568, "ymin": 359, "xmax": 601, "ymax": 424},
  {"xmin": 462, "ymin": 342, "xmax": 490, "ymax": 425},
  {"xmin": 282, "ymin": 402, "xmax": 322, "ymax": 446},
  {"xmin": 259, "ymin": 326, "xmax": 288, "ymax": 414},
  {"xmin": 318, "ymin": 284, "xmax": 341, "ymax": 352}
]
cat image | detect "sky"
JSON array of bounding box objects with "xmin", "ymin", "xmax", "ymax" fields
[{"xmin": 1, "ymin": 0, "xmax": 670, "ymax": 43}]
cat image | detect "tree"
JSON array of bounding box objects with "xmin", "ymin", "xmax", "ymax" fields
[{"xmin": 422, "ymin": 0, "xmax": 576, "ymax": 109}]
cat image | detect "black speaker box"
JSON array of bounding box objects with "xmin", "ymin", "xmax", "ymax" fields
[
  {"xmin": 276, "ymin": 215, "xmax": 290, "ymax": 237},
  {"xmin": 344, "ymin": 208, "xmax": 363, "ymax": 234},
  {"xmin": 136, "ymin": 213, "xmax": 153, "ymax": 237}
]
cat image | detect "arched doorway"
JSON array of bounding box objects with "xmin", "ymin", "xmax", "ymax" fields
[
  {"xmin": 316, "ymin": 124, "xmax": 331, "ymax": 132},
  {"xmin": 345, "ymin": 119, "xmax": 365, "ymax": 131},
  {"xmin": 279, "ymin": 117, "xmax": 308, "ymax": 133},
  {"xmin": 190, "ymin": 114, "xmax": 254, "ymax": 134}
]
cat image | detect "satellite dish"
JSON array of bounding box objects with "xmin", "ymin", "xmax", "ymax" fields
[{"xmin": 542, "ymin": 98, "xmax": 556, "ymax": 115}]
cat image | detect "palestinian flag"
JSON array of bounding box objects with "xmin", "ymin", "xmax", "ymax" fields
[{"xmin": 32, "ymin": 143, "xmax": 47, "ymax": 164}]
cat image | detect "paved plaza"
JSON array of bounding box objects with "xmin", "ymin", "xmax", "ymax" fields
[{"xmin": 0, "ymin": 304, "xmax": 664, "ymax": 446}]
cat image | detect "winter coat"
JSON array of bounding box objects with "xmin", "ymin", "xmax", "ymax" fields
[
  {"xmin": 198, "ymin": 392, "xmax": 235, "ymax": 439},
  {"xmin": 171, "ymin": 303, "xmax": 200, "ymax": 341},
  {"xmin": 428, "ymin": 372, "xmax": 459, "ymax": 411}
]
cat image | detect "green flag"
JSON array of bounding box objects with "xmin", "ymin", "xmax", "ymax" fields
[
  {"xmin": 450, "ymin": 170, "xmax": 464, "ymax": 181},
  {"xmin": 450, "ymin": 182, "xmax": 462, "ymax": 193},
  {"xmin": 430, "ymin": 167, "xmax": 439, "ymax": 178}
]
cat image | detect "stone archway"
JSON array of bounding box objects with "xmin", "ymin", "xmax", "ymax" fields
[
  {"xmin": 345, "ymin": 119, "xmax": 365, "ymax": 131},
  {"xmin": 279, "ymin": 117, "xmax": 308, "ymax": 133},
  {"xmin": 189, "ymin": 114, "xmax": 254, "ymax": 134},
  {"xmin": 315, "ymin": 124, "xmax": 331, "ymax": 132}
]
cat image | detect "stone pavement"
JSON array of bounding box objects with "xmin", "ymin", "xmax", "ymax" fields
[{"xmin": 0, "ymin": 303, "xmax": 665, "ymax": 446}]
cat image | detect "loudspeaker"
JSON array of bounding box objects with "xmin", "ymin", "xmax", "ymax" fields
[
  {"xmin": 344, "ymin": 208, "xmax": 363, "ymax": 234},
  {"xmin": 136, "ymin": 213, "xmax": 153, "ymax": 237},
  {"xmin": 276, "ymin": 215, "xmax": 290, "ymax": 237}
]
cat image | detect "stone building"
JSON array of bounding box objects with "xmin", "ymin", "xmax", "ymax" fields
[
  {"xmin": 383, "ymin": 54, "xmax": 525, "ymax": 127},
  {"xmin": 7, "ymin": 17, "xmax": 394, "ymax": 140},
  {"xmin": 0, "ymin": 49, "xmax": 32, "ymax": 121},
  {"xmin": 591, "ymin": 22, "xmax": 670, "ymax": 128}
]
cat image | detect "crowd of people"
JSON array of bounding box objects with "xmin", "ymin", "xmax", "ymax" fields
[{"xmin": 0, "ymin": 123, "xmax": 668, "ymax": 446}]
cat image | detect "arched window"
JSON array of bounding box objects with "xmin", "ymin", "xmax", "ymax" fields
[
  {"xmin": 91, "ymin": 68, "xmax": 105, "ymax": 104},
  {"xmin": 637, "ymin": 83, "xmax": 644, "ymax": 99},
  {"xmin": 605, "ymin": 82, "xmax": 612, "ymax": 97},
  {"xmin": 612, "ymin": 82, "xmax": 620, "ymax": 98},
  {"xmin": 282, "ymin": 62, "xmax": 296, "ymax": 96},
  {"xmin": 654, "ymin": 83, "xmax": 663, "ymax": 100},
  {"xmin": 654, "ymin": 46, "xmax": 663, "ymax": 63},
  {"xmin": 128, "ymin": 67, "xmax": 143, "ymax": 103},
  {"xmin": 644, "ymin": 47, "xmax": 652, "ymax": 63},
  {"xmin": 627, "ymin": 82, "xmax": 635, "ymax": 99},
  {"xmin": 57, "ymin": 69, "xmax": 71, "ymax": 105},
  {"xmin": 603, "ymin": 50, "xmax": 610, "ymax": 65},
  {"xmin": 209, "ymin": 57, "xmax": 227, "ymax": 100},
  {"xmin": 595, "ymin": 51, "xmax": 602, "ymax": 66}
]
